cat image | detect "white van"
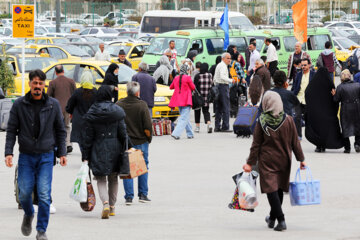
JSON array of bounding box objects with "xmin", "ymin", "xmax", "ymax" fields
[{"xmin": 139, "ymin": 10, "xmax": 256, "ymax": 38}]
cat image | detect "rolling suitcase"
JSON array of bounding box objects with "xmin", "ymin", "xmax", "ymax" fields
[{"xmin": 233, "ymin": 105, "xmax": 260, "ymax": 137}]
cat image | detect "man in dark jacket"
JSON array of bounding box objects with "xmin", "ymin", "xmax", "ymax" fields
[
  {"xmin": 292, "ymin": 58, "xmax": 316, "ymax": 139},
  {"xmin": 117, "ymin": 49, "xmax": 132, "ymax": 68},
  {"xmin": 47, "ymin": 65, "xmax": 76, "ymax": 153},
  {"xmin": 117, "ymin": 82, "xmax": 153, "ymax": 205},
  {"xmin": 271, "ymin": 70, "xmax": 300, "ymax": 117},
  {"xmin": 132, "ymin": 62, "xmax": 157, "ymax": 118},
  {"xmin": 5, "ymin": 69, "xmax": 67, "ymax": 240},
  {"xmin": 254, "ymin": 59, "xmax": 271, "ymax": 91}
]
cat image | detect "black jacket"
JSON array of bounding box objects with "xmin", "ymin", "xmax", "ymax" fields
[
  {"xmin": 118, "ymin": 58, "xmax": 132, "ymax": 68},
  {"xmin": 292, "ymin": 70, "xmax": 316, "ymax": 96},
  {"xmin": 271, "ymin": 87, "xmax": 300, "ymax": 116},
  {"xmin": 5, "ymin": 92, "xmax": 66, "ymax": 156},
  {"xmin": 82, "ymin": 101, "xmax": 128, "ymax": 176},
  {"xmin": 333, "ymin": 80, "xmax": 360, "ymax": 138},
  {"xmin": 66, "ymin": 87, "xmax": 97, "ymax": 143}
]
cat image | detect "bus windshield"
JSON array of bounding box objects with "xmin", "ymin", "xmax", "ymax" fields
[
  {"xmin": 141, "ymin": 17, "xmax": 195, "ymax": 34},
  {"xmin": 146, "ymin": 37, "xmax": 189, "ymax": 56},
  {"xmin": 229, "ymin": 16, "xmax": 256, "ymax": 31}
]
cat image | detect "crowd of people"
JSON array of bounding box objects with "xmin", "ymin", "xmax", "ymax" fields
[{"xmin": 3, "ymin": 37, "xmax": 360, "ymax": 239}]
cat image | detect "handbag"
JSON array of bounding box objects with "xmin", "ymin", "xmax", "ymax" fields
[
  {"xmin": 289, "ymin": 167, "xmax": 321, "ymax": 206},
  {"xmin": 207, "ymin": 85, "xmax": 219, "ymax": 103},
  {"xmin": 192, "ymin": 88, "xmax": 204, "ymax": 110},
  {"xmin": 80, "ymin": 171, "xmax": 96, "ymax": 212},
  {"xmin": 119, "ymin": 136, "xmax": 130, "ymax": 177}
]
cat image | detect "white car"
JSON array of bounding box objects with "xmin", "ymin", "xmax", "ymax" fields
[
  {"xmin": 103, "ymin": 11, "xmax": 126, "ymax": 20},
  {"xmin": 66, "ymin": 35, "xmax": 104, "ymax": 44},
  {"xmin": 34, "ymin": 26, "xmax": 49, "ymax": 36},
  {"xmin": 79, "ymin": 13, "xmax": 104, "ymax": 26},
  {"xmin": 1, "ymin": 19, "xmax": 12, "ymax": 26},
  {"xmin": 120, "ymin": 9, "xmax": 140, "ymax": 18},
  {"xmin": 0, "ymin": 27, "xmax": 12, "ymax": 37},
  {"xmin": 79, "ymin": 27, "xmax": 119, "ymax": 38},
  {"xmin": 325, "ymin": 21, "xmax": 360, "ymax": 30},
  {"xmin": 39, "ymin": 11, "xmax": 65, "ymax": 21}
]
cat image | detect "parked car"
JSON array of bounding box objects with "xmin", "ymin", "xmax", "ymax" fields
[
  {"xmin": 79, "ymin": 13, "xmax": 104, "ymax": 26},
  {"xmin": 333, "ymin": 37, "xmax": 359, "ymax": 75},
  {"xmin": 103, "ymin": 11, "xmax": 126, "ymax": 20},
  {"xmin": 341, "ymin": 14, "xmax": 359, "ymax": 21},
  {"xmin": 79, "ymin": 27, "xmax": 119, "ymax": 38},
  {"xmin": 108, "ymin": 42, "xmax": 149, "ymax": 70},
  {"xmin": 119, "ymin": 31, "xmax": 139, "ymax": 39},
  {"xmin": 0, "ymin": 38, "xmax": 23, "ymax": 51},
  {"xmin": 120, "ymin": 9, "xmax": 141, "ymax": 18},
  {"xmin": 26, "ymin": 37, "xmax": 70, "ymax": 45},
  {"xmin": 1, "ymin": 19, "xmax": 12, "ymax": 26},
  {"xmin": 325, "ymin": 21, "xmax": 360, "ymax": 30},
  {"xmin": 66, "ymin": 35, "xmax": 104, "ymax": 44},
  {"xmin": 69, "ymin": 42, "xmax": 99, "ymax": 57},
  {"xmin": 0, "ymin": 27, "xmax": 12, "ymax": 37},
  {"xmin": 328, "ymin": 28, "xmax": 360, "ymax": 44}
]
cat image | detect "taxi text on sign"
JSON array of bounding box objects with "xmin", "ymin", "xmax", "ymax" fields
[{"xmin": 12, "ymin": 5, "xmax": 35, "ymax": 38}]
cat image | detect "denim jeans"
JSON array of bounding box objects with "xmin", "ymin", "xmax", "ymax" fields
[
  {"xmin": 148, "ymin": 107, "xmax": 153, "ymax": 118},
  {"xmin": 329, "ymin": 72, "xmax": 334, "ymax": 83},
  {"xmin": 18, "ymin": 152, "xmax": 54, "ymax": 232},
  {"xmin": 123, "ymin": 142, "xmax": 149, "ymax": 199},
  {"xmin": 215, "ymin": 84, "xmax": 230, "ymax": 130},
  {"xmin": 172, "ymin": 106, "xmax": 194, "ymax": 138}
]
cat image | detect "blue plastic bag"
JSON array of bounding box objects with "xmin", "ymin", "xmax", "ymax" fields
[{"xmin": 289, "ymin": 167, "xmax": 321, "ymax": 206}]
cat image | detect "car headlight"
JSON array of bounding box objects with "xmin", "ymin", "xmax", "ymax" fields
[{"xmin": 154, "ymin": 97, "xmax": 166, "ymax": 102}]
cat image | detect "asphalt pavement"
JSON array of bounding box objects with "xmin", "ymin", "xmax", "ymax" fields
[{"xmin": 0, "ymin": 80, "xmax": 360, "ymax": 240}]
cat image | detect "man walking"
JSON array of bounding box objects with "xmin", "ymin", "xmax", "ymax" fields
[
  {"xmin": 5, "ymin": 69, "xmax": 67, "ymax": 240},
  {"xmin": 165, "ymin": 40, "xmax": 179, "ymax": 72},
  {"xmin": 265, "ymin": 38, "xmax": 278, "ymax": 77},
  {"xmin": 292, "ymin": 58, "xmax": 315, "ymax": 140},
  {"xmin": 117, "ymin": 49, "xmax": 132, "ymax": 68},
  {"xmin": 117, "ymin": 82, "xmax": 153, "ymax": 205},
  {"xmin": 254, "ymin": 59, "xmax": 271, "ymax": 91},
  {"xmin": 132, "ymin": 62, "xmax": 157, "ymax": 117},
  {"xmin": 316, "ymin": 41, "xmax": 341, "ymax": 80},
  {"xmin": 245, "ymin": 38, "xmax": 256, "ymax": 71},
  {"xmin": 47, "ymin": 65, "xmax": 76, "ymax": 153},
  {"xmin": 287, "ymin": 42, "xmax": 311, "ymax": 82},
  {"xmin": 95, "ymin": 43, "xmax": 111, "ymax": 61},
  {"xmin": 214, "ymin": 52, "xmax": 233, "ymax": 132},
  {"xmin": 246, "ymin": 43, "xmax": 260, "ymax": 84}
]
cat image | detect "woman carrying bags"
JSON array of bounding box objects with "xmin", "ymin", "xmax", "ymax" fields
[
  {"xmin": 83, "ymin": 85, "xmax": 130, "ymax": 219},
  {"xmin": 169, "ymin": 64, "xmax": 196, "ymax": 140},
  {"xmin": 242, "ymin": 91, "xmax": 306, "ymax": 231},
  {"xmin": 103, "ymin": 63, "xmax": 119, "ymax": 102}
]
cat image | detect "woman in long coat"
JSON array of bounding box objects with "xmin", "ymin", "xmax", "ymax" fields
[
  {"xmin": 333, "ymin": 69, "xmax": 360, "ymax": 153},
  {"xmin": 102, "ymin": 63, "xmax": 119, "ymax": 102},
  {"xmin": 243, "ymin": 91, "xmax": 306, "ymax": 231},
  {"xmin": 83, "ymin": 85, "xmax": 130, "ymax": 219},
  {"xmin": 66, "ymin": 69, "xmax": 97, "ymax": 158}
]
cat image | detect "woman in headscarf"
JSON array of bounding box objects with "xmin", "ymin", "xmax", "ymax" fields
[
  {"xmin": 169, "ymin": 64, "xmax": 196, "ymax": 140},
  {"xmin": 153, "ymin": 55, "xmax": 173, "ymax": 85},
  {"xmin": 243, "ymin": 91, "xmax": 306, "ymax": 232},
  {"xmin": 333, "ymin": 69, "xmax": 360, "ymax": 153},
  {"xmin": 103, "ymin": 63, "xmax": 119, "ymax": 102},
  {"xmin": 66, "ymin": 69, "xmax": 97, "ymax": 158},
  {"xmin": 184, "ymin": 50, "xmax": 198, "ymax": 79},
  {"xmin": 248, "ymin": 75, "xmax": 263, "ymax": 106},
  {"xmin": 193, "ymin": 63, "xmax": 213, "ymax": 133},
  {"xmin": 83, "ymin": 85, "xmax": 130, "ymax": 219}
]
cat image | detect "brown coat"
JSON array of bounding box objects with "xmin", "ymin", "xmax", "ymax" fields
[
  {"xmin": 47, "ymin": 75, "xmax": 76, "ymax": 113},
  {"xmin": 254, "ymin": 65, "xmax": 271, "ymax": 91},
  {"xmin": 247, "ymin": 116, "xmax": 304, "ymax": 193}
]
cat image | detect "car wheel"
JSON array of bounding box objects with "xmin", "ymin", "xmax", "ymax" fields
[{"xmin": 335, "ymin": 62, "xmax": 342, "ymax": 76}]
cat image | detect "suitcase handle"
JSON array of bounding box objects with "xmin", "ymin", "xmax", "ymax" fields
[{"xmin": 295, "ymin": 166, "xmax": 313, "ymax": 183}]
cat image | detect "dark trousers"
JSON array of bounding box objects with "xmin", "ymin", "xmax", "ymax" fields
[
  {"xmin": 268, "ymin": 61, "xmax": 278, "ymax": 77},
  {"xmin": 245, "ymin": 69, "xmax": 254, "ymax": 85},
  {"xmin": 267, "ymin": 189, "xmax": 285, "ymax": 222},
  {"xmin": 215, "ymin": 84, "xmax": 230, "ymax": 130},
  {"xmin": 295, "ymin": 103, "xmax": 306, "ymax": 138},
  {"xmin": 343, "ymin": 136, "xmax": 360, "ymax": 150},
  {"xmin": 195, "ymin": 106, "xmax": 210, "ymax": 124}
]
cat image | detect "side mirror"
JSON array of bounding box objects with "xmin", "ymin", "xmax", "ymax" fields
[{"xmin": 95, "ymin": 79, "xmax": 103, "ymax": 84}]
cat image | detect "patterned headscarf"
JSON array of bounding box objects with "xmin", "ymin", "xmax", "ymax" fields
[{"xmin": 180, "ymin": 64, "xmax": 189, "ymax": 75}]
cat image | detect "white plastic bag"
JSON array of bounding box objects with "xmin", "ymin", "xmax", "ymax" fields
[
  {"xmin": 236, "ymin": 171, "xmax": 259, "ymax": 209},
  {"xmin": 69, "ymin": 162, "xmax": 89, "ymax": 203}
]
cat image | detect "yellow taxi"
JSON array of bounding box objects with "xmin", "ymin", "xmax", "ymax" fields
[
  {"xmin": 25, "ymin": 37, "xmax": 69, "ymax": 45},
  {"xmin": 6, "ymin": 44, "xmax": 91, "ymax": 60},
  {"xmin": 42, "ymin": 60, "xmax": 178, "ymax": 119},
  {"xmin": 107, "ymin": 42, "xmax": 149, "ymax": 70},
  {"xmin": 1, "ymin": 54, "xmax": 58, "ymax": 96}
]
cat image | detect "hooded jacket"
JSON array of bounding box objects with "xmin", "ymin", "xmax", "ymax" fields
[{"xmin": 82, "ymin": 86, "xmax": 128, "ymax": 176}]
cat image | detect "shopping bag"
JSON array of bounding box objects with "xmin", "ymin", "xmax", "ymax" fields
[
  {"xmin": 80, "ymin": 171, "xmax": 96, "ymax": 212},
  {"xmin": 228, "ymin": 171, "xmax": 258, "ymax": 211},
  {"xmin": 162, "ymin": 119, "xmax": 172, "ymax": 135},
  {"xmin": 289, "ymin": 167, "xmax": 321, "ymax": 206},
  {"xmin": 152, "ymin": 120, "xmax": 163, "ymax": 136},
  {"xmin": 192, "ymin": 88, "xmax": 204, "ymax": 110},
  {"xmin": 120, "ymin": 149, "xmax": 148, "ymax": 179},
  {"xmin": 69, "ymin": 162, "xmax": 89, "ymax": 203}
]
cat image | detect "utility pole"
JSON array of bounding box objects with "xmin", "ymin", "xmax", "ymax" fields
[
  {"xmin": 267, "ymin": 0, "xmax": 271, "ymax": 24},
  {"xmin": 56, "ymin": 0, "xmax": 60, "ymax": 32},
  {"xmin": 330, "ymin": 0, "xmax": 332, "ymax": 21}
]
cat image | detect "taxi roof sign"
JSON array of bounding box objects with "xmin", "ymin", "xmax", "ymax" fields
[{"xmin": 12, "ymin": 5, "xmax": 35, "ymax": 38}]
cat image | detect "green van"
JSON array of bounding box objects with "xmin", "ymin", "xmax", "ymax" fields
[
  {"xmin": 142, "ymin": 29, "xmax": 249, "ymax": 73},
  {"xmin": 245, "ymin": 28, "xmax": 336, "ymax": 74}
]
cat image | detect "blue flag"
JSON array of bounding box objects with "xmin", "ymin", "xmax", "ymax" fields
[{"xmin": 219, "ymin": 4, "xmax": 229, "ymax": 51}]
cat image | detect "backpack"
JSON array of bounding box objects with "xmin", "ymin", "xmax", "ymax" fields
[
  {"xmin": 229, "ymin": 61, "xmax": 239, "ymax": 82},
  {"xmin": 346, "ymin": 49, "xmax": 359, "ymax": 74}
]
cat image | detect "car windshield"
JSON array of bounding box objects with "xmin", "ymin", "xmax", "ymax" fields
[
  {"xmin": 101, "ymin": 64, "xmax": 136, "ymax": 83},
  {"xmin": 61, "ymin": 45, "xmax": 90, "ymax": 57},
  {"xmin": 229, "ymin": 16, "xmax": 256, "ymax": 31},
  {"xmin": 337, "ymin": 38, "xmax": 358, "ymax": 49},
  {"xmin": 53, "ymin": 38, "xmax": 70, "ymax": 44},
  {"xmin": 7, "ymin": 48, "xmax": 36, "ymax": 54},
  {"xmin": 353, "ymin": 23, "xmax": 360, "ymax": 28},
  {"xmin": 18, "ymin": 57, "xmax": 57, "ymax": 73},
  {"xmin": 106, "ymin": 45, "xmax": 131, "ymax": 57},
  {"xmin": 102, "ymin": 28, "xmax": 118, "ymax": 34},
  {"xmin": 146, "ymin": 37, "xmax": 189, "ymax": 56}
]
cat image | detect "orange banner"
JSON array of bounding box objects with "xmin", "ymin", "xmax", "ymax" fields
[{"xmin": 292, "ymin": 0, "xmax": 307, "ymax": 44}]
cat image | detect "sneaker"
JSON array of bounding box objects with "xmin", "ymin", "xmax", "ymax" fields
[
  {"xmin": 125, "ymin": 198, "xmax": 133, "ymax": 206},
  {"xmin": 109, "ymin": 206, "xmax": 115, "ymax": 216},
  {"xmin": 101, "ymin": 203, "xmax": 110, "ymax": 219},
  {"xmin": 207, "ymin": 125, "xmax": 213, "ymax": 133},
  {"xmin": 344, "ymin": 149, "xmax": 351, "ymax": 154},
  {"xmin": 195, "ymin": 126, "xmax": 200, "ymax": 133},
  {"xmin": 139, "ymin": 195, "xmax": 151, "ymax": 203},
  {"xmin": 36, "ymin": 231, "xmax": 48, "ymax": 240},
  {"xmin": 355, "ymin": 144, "xmax": 360, "ymax": 153},
  {"xmin": 33, "ymin": 205, "xmax": 38, "ymax": 213},
  {"xmin": 187, "ymin": 136, "xmax": 194, "ymax": 139},
  {"xmin": 21, "ymin": 215, "xmax": 34, "ymax": 236},
  {"xmin": 214, "ymin": 128, "xmax": 221, "ymax": 132},
  {"xmin": 171, "ymin": 135, "xmax": 180, "ymax": 140},
  {"xmin": 50, "ymin": 203, "xmax": 56, "ymax": 214},
  {"xmin": 67, "ymin": 146, "xmax": 73, "ymax": 153}
]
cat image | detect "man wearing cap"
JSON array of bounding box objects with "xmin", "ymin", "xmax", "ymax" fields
[{"xmin": 117, "ymin": 50, "xmax": 132, "ymax": 68}]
